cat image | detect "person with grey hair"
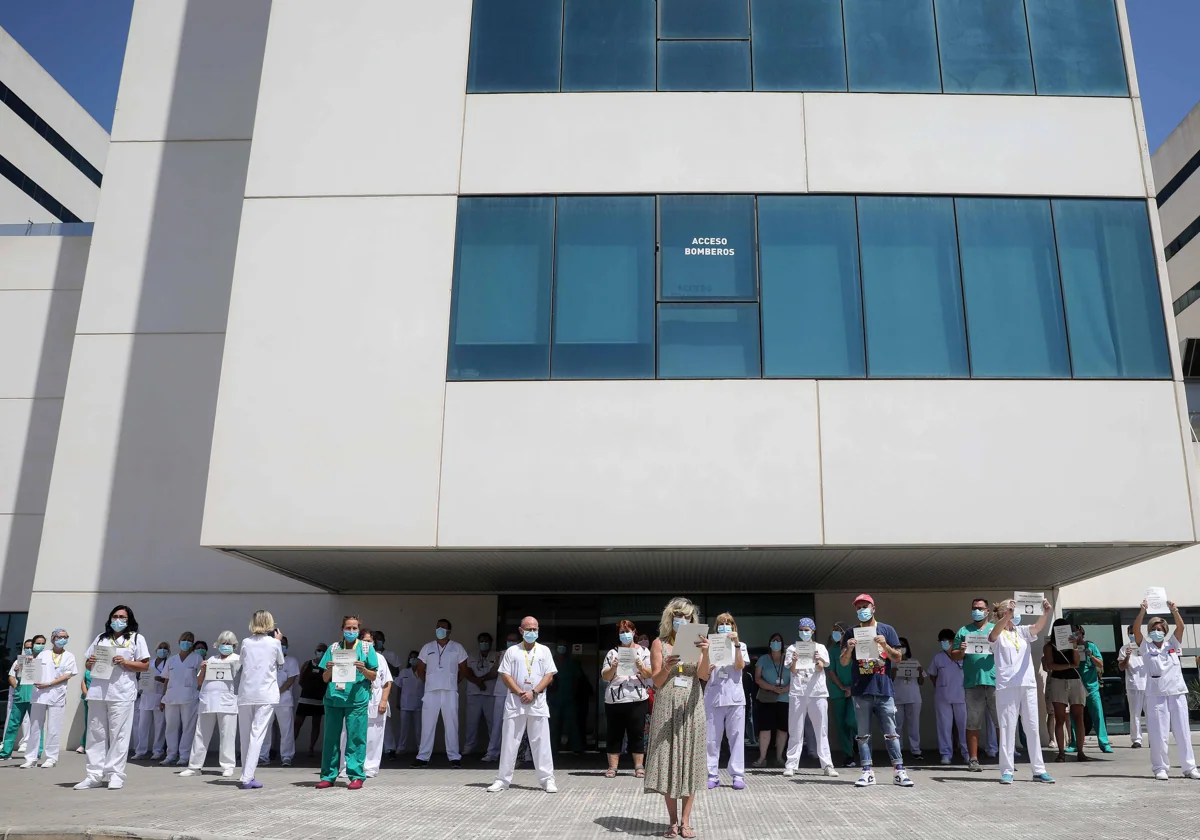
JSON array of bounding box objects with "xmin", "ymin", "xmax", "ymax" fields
[{"xmin": 179, "ymin": 631, "xmax": 240, "ymax": 778}]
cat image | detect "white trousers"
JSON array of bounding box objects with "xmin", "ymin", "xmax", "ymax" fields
[
  {"xmin": 998, "ymin": 686, "xmax": 1045, "ymax": 776},
  {"xmin": 465, "ymin": 693, "xmax": 495, "ymax": 754},
  {"xmin": 497, "ymin": 714, "xmax": 554, "ymax": 786},
  {"xmin": 485, "ymin": 694, "xmax": 505, "ymax": 758},
  {"xmin": 134, "ymin": 707, "xmax": 165, "ymax": 756},
  {"xmin": 706, "ymin": 703, "xmax": 746, "ymax": 780},
  {"xmin": 85, "ymin": 699, "xmax": 135, "ymax": 782},
  {"xmin": 28, "ymin": 703, "xmax": 64, "ymax": 763},
  {"xmin": 935, "ymin": 699, "xmax": 968, "ymax": 758},
  {"xmin": 398, "ymin": 708, "xmax": 421, "ymax": 753},
  {"xmin": 418, "ymin": 690, "xmax": 460, "ymax": 761},
  {"xmin": 164, "ymin": 702, "xmax": 198, "ymax": 761},
  {"xmin": 785, "ymin": 696, "xmax": 833, "ymax": 771},
  {"xmin": 383, "ymin": 706, "xmax": 398, "ymax": 752},
  {"xmin": 1127, "ymin": 688, "xmax": 1146, "ymax": 744},
  {"xmin": 260, "ymin": 702, "xmax": 295, "ymax": 762},
  {"xmin": 895, "ymin": 698, "xmax": 922, "ymax": 753},
  {"xmin": 1148, "ymin": 693, "xmax": 1196, "ymax": 775},
  {"xmin": 341, "ymin": 714, "xmax": 388, "ymax": 777},
  {"xmin": 189, "ymin": 712, "xmax": 236, "ymax": 771},
  {"xmin": 238, "ymin": 704, "xmax": 274, "ymax": 783}
]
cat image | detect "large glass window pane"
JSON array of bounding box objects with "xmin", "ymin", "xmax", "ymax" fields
[
  {"xmin": 658, "ymin": 41, "xmax": 751, "ymax": 91},
  {"xmin": 448, "ymin": 198, "xmax": 554, "ymax": 380},
  {"xmin": 657, "ymin": 304, "xmax": 761, "ymax": 378},
  {"xmin": 466, "ymin": 0, "xmax": 563, "ymax": 93},
  {"xmin": 1026, "ymin": 0, "xmax": 1127, "ymax": 96},
  {"xmin": 934, "ymin": 0, "xmax": 1035, "ymax": 94},
  {"xmin": 858, "ymin": 197, "xmax": 968, "ymax": 377},
  {"xmin": 552, "ymin": 197, "xmax": 656, "ymax": 379},
  {"xmin": 956, "ymin": 198, "xmax": 1069, "ymax": 377},
  {"xmin": 659, "ymin": 195, "xmax": 757, "ymax": 300},
  {"xmin": 750, "ymin": 0, "xmax": 847, "ymax": 91},
  {"xmin": 563, "ymin": 0, "xmax": 655, "ymax": 92},
  {"xmin": 659, "ymin": 0, "xmax": 749, "ymax": 39},
  {"xmin": 758, "ymin": 196, "xmax": 864, "ymax": 377},
  {"xmin": 844, "ymin": 0, "xmax": 941, "ymax": 93},
  {"xmin": 1053, "ymin": 200, "xmax": 1170, "ymax": 379}
]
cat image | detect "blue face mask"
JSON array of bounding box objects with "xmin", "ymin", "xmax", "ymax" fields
[
  {"xmin": 1011, "ymin": 615, "xmax": 1022, "ymax": 627},
  {"xmin": 435, "ymin": 627, "xmax": 449, "ymax": 640},
  {"xmin": 940, "ymin": 640, "xmax": 951, "ymax": 651},
  {"xmin": 157, "ymin": 649, "xmax": 169, "ymax": 659},
  {"xmin": 556, "ymin": 645, "xmax": 567, "ymax": 655},
  {"xmin": 343, "ymin": 630, "xmax": 359, "ymax": 642},
  {"xmin": 54, "ymin": 638, "xmax": 68, "ymax": 649},
  {"xmin": 281, "ymin": 646, "xmax": 288, "ymax": 654},
  {"xmin": 672, "ymin": 617, "xmax": 688, "ymax": 632},
  {"xmin": 409, "ymin": 657, "xmax": 419, "ymax": 666},
  {"xmin": 856, "ymin": 607, "xmax": 873, "ymax": 622},
  {"xmin": 770, "ymin": 640, "xmax": 782, "ymax": 652},
  {"xmin": 506, "ymin": 640, "xmax": 518, "ymax": 648},
  {"xmin": 110, "ymin": 618, "xmax": 127, "ymax": 633},
  {"xmin": 831, "ymin": 631, "xmax": 842, "ymax": 643},
  {"xmin": 196, "ymin": 649, "xmax": 208, "ymax": 659},
  {"xmin": 1149, "ymin": 630, "xmax": 1166, "ymax": 643},
  {"xmin": 479, "ymin": 642, "xmax": 490, "ymax": 652},
  {"xmin": 799, "ymin": 631, "xmax": 813, "ymax": 641},
  {"xmin": 971, "ymin": 609, "xmax": 987, "ymax": 622},
  {"xmin": 179, "ymin": 640, "xmax": 192, "ymax": 651},
  {"xmin": 619, "ymin": 632, "xmax": 633, "ymax": 644},
  {"xmin": 523, "ymin": 630, "xmax": 538, "ymax": 644},
  {"xmin": 218, "ymin": 644, "xmax": 233, "ymax": 656},
  {"xmin": 32, "ymin": 644, "xmax": 45, "ymax": 654},
  {"xmin": 717, "ymin": 625, "xmax": 732, "ymax": 635}
]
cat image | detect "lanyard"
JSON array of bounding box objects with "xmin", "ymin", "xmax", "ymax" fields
[
  {"xmin": 1003, "ymin": 630, "xmax": 1021, "ymax": 652},
  {"xmin": 523, "ymin": 645, "xmax": 536, "ymax": 683},
  {"xmin": 51, "ymin": 652, "xmax": 63, "ymax": 667}
]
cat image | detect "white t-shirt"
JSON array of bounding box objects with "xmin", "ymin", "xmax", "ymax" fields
[
  {"xmin": 603, "ymin": 645, "xmax": 652, "ymax": 705},
  {"xmin": 926, "ymin": 651, "xmax": 965, "ymax": 703},
  {"xmin": 198, "ymin": 654, "xmax": 241, "ymax": 714},
  {"xmin": 1117, "ymin": 642, "xmax": 1147, "ymax": 691},
  {"xmin": 892, "ymin": 660, "xmax": 924, "ymax": 704},
  {"xmin": 419, "ymin": 640, "xmax": 467, "ymax": 693},
  {"xmin": 784, "ymin": 642, "xmax": 829, "ymax": 698},
  {"xmin": 467, "ymin": 651, "xmax": 498, "ymax": 696},
  {"xmin": 1142, "ymin": 635, "xmax": 1187, "ymax": 697},
  {"xmin": 276, "ymin": 655, "xmax": 301, "ymax": 705},
  {"xmin": 368, "ymin": 658, "xmax": 393, "ymax": 719},
  {"xmin": 162, "ymin": 652, "xmax": 202, "ymax": 704},
  {"xmin": 993, "ymin": 627, "xmax": 1038, "ymax": 690},
  {"xmin": 31, "ymin": 650, "xmax": 78, "ymax": 707},
  {"xmin": 85, "ymin": 633, "xmax": 151, "ymax": 703},
  {"xmin": 398, "ymin": 667, "xmax": 425, "ymax": 711},
  {"xmin": 499, "ymin": 643, "xmax": 558, "ymax": 719},
  {"xmin": 238, "ymin": 635, "xmax": 284, "ymax": 706},
  {"xmin": 137, "ymin": 657, "xmax": 169, "ymax": 710},
  {"xmin": 494, "ymin": 648, "xmax": 517, "ymax": 696}
]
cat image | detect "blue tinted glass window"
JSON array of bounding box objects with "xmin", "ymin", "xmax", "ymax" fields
[
  {"xmin": 955, "ymin": 199, "xmax": 1069, "ymax": 378},
  {"xmin": 563, "ymin": 0, "xmax": 656, "ymax": 92},
  {"xmin": 934, "ymin": 0, "xmax": 1035, "ymax": 94},
  {"xmin": 750, "ymin": 0, "xmax": 847, "ymax": 91},
  {"xmin": 552, "ymin": 197, "xmax": 656, "ymax": 379},
  {"xmin": 858, "ymin": 197, "xmax": 968, "ymax": 377},
  {"xmin": 657, "ymin": 40, "xmax": 751, "ymax": 91},
  {"xmin": 467, "ymin": 0, "xmax": 563, "ymax": 93},
  {"xmin": 658, "ymin": 304, "xmax": 761, "ymax": 378},
  {"xmin": 1026, "ymin": 0, "xmax": 1127, "ymax": 96},
  {"xmin": 844, "ymin": 0, "xmax": 941, "ymax": 93},
  {"xmin": 448, "ymin": 198, "xmax": 554, "ymax": 380},
  {"xmin": 1053, "ymin": 200, "xmax": 1170, "ymax": 379},
  {"xmin": 659, "ymin": 195, "xmax": 757, "ymax": 300},
  {"xmin": 659, "ymin": 0, "xmax": 750, "ymax": 39},
  {"xmin": 758, "ymin": 196, "xmax": 864, "ymax": 377}
]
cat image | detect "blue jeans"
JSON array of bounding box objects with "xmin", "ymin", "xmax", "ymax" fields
[{"xmin": 853, "ymin": 694, "xmax": 903, "ymax": 768}]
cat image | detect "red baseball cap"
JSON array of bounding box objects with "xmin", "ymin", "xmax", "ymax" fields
[{"xmin": 853, "ymin": 593, "xmax": 875, "ymax": 606}]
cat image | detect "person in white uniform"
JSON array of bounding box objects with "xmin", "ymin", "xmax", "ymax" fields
[
  {"xmin": 25, "ymin": 628, "xmax": 78, "ymax": 768},
  {"xmin": 891, "ymin": 637, "xmax": 924, "ymax": 759},
  {"xmin": 484, "ymin": 634, "xmax": 529, "ymax": 763},
  {"xmin": 237, "ymin": 612, "xmax": 285, "ymax": 789},
  {"xmin": 988, "ymin": 598, "xmax": 1055, "ymax": 785},
  {"xmin": 372, "ymin": 631, "xmax": 402, "ymax": 757},
  {"xmin": 160, "ymin": 632, "xmax": 201, "ymax": 766},
  {"xmin": 927, "ymin": 629, "xmax": 968, "ymax": 765},
  {"xmin": 413, "ymin": 619, "xmax": 468, "ymax": 768},
  {"xmin": 132, "ymin": 641, "xmax": 169, "ymax": 759},
  {"xmin": 180, "ymin": 632, "xmax": 240, "ymax": 778},
  {"xmin": 488, "ymin": 616, "xmax": 558, "ymax": 793},
  {"xmin": 396, "ymin": 649, "xmax": 424, "ymax": 755},
  {"xmin": 1133, "ymin": 599, "xmax": 1199, "ymax": 780},
  {"xmin": 464, "ymin": 632, "xmax": 498, "ymax": 757},
  {"xmin": 260, "ymin": 634, "xmax": 300, "ymax": 767},
  {"xmin": 1117, "ymin": 623, "xmax": 1147, "ymax": 749},
  {"xmin": 75, "ymin": 605, "xmax": 151, "ymax": 790},
  {"xmin": 783, "ymin": 617, "xmax": 837, "ymax": 778},
  {"xmin": 339, "ymin": 628, "xmax": 393, "ymax": 778},
  {"xmin": 703, "ymin": 613, "xmax": 747, "ymax": 788}
]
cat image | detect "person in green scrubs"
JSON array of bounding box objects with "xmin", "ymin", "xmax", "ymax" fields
[
  {"xmin": 826, "ymin": 623, "xmax": 857, "ymax": 767},
  {"xmin": 1068, "ymin": 626, "xmax": 1113, "ymax": 754},
  {"xmin": 1, "ymin": 636, "xmax": 41, "ymax": 758},
  {"xmin": 316, "ymin": 616, "xmax": 378, "ymax": 789}
]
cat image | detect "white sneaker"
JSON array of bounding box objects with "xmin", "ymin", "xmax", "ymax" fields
[
  {"xmin": 782, "ymin": 768, "xmax": 795, "ymax": 777},
  {"xmin": 1155, "ymin": 770, "xmax": 1169, "ymax": 781},
  {"xmin": 19, "ymin": 759, "xmax": 36, "ymax": 769},
  {"xmin": 855, "ymin": 768, "xmax": 876, "ymax": 787},
  {"xmin": 108, "ymin": 777, "xmax": 124, "ymax": 790},
  {"xmin": 39, "ymin": 760, "xmax": 56, "ymax": 769},
  {"xmin": 260, "ymin": 758, "xmax": 271, "ymax": 766},
  {"xmin": 486, "ymin": 780, "xmax": 507, "ymax": 792},
  {"xmin": 222, "ymin": 768, "xmax": 235, "ymax": 778},
  {"xmin": 74, "ymin": 776, "xmax": 104, "ymax": 790},
  {"xmin": 1185, "ymin": 768, "xmax": 1200, "ymax": 780},
  {"xmin": 894, "ymin": 768, "xmax": 914, "ymax": 787},
  {"xmin": 160, "ymin": 756, "xmax": 176, "ymax": 766},
  {"xmin": 542, "ymin": 779, "xmax": 558, "ymax": 793},
  {"xmin": 939, "ymin": 756, "xmax": 951, "ymax": 765},
  {"xmin": 130, "ymin": 753, "xmax": 146, "ymax": 760},
  {"xmin": 823, "ymin": 766, "xmax": 839, "ymax": 778},
  {"xmin": 179, "ymin": 769, "xmax": 200, "ymax": 777}
]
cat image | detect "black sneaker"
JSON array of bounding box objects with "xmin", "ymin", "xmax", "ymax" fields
[
  {"xmin": 410, "ymin": 758, "xmax": 429, "ymax": 769},
  {"xmin": 450, "ymin": 760, "xmax": 462, "ymax": 769}
]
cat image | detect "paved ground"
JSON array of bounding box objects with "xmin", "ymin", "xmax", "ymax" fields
[{"xmin": 3, "ymin": 735, "xmax": 1198, "ymax": 839}]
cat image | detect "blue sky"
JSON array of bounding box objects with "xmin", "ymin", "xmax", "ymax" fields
[{"xmin": 0, "ymin": 0, "xmax": 1197, "ymax": 150}]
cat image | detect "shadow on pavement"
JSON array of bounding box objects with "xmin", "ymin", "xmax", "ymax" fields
[{"xmin": 594, "ymin": 816, "xmax": 668, "ymax": 836}]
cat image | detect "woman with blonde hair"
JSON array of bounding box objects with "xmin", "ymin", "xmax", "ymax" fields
[
  {"xmin": 180, "ymin": 631, "xmax": 240, "ymax": 778},
  {"xmin": 645, "ymin": 598, "xmax": 710, "ymax": 839},
  {"xmin": 237, "ymin": 610, "xmax": 285, "ymax": 789},
  {"xmin": 1133, "ymin": 598, "xmax": 1198, "ymax": 780},
  {"xmin": 987, "ymin": 597, "xmax": 1054, "ymax": 785},
  {"xmin": 703, "ymin": 612, "xmax": 747, "ymax": 790}
]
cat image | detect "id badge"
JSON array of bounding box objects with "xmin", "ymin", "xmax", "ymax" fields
[{"xmin": 673, "ymin": 675, "xmax": 693, "ymax": 690}]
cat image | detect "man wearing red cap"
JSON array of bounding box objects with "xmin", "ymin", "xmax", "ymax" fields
[{"xmin": 838, "ymin": 594, "xmax": 912, "ymax": 788}]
